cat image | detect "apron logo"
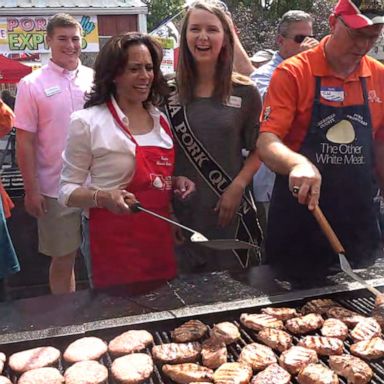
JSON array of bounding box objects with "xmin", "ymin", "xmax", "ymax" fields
[
  {"xmin": 368, "ymin": 90, "xmax": 382, "ymax": 104},
  {"xmin": 263, "ymin": 106, "xmax": 271, "ymax": 121},
  {"xmin": 151, "ymin": 175, "xmax": 165, "ymax": 190},
  {"xmin": 150, "ymin": 174, "xmax": 172, "ymax": 190},
  {"xmin": 326, "ymin": 120, "xmax": 355, "ymax": 144}
]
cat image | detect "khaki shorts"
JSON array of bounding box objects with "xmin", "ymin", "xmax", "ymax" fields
[{"xmin": 38, "ymin": 197, "xmax": 81, "ymax": 257}]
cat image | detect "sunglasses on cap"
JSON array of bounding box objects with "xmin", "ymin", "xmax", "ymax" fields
[{"xmin": 289, "ymin": 34, "xmax": 315, "ymax": 43}]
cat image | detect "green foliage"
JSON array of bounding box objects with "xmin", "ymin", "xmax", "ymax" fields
[
  {"xmin": 228, "ymin": 0, "xmax": 337, "ymax": 55},
  {"xmin": 143, "ymin": 0, "xmax": 185, "ymax": 32}
]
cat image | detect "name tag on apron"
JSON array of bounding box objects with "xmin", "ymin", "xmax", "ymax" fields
[{"xmin": 320, "ymin": 87, "xmax": 344, "ymax": 102}]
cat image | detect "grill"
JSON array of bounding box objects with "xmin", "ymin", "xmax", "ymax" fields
[{"xmin": 1, "ymin": 289, "xmax": 384, "ymax": 383}]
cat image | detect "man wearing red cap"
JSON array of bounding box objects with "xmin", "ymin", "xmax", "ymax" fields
[{"xmin": 257, "ymin": 0, "xmax": 384, "ymax": 283}]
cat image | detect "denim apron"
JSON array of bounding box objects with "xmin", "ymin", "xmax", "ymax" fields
[{"xmin": 267, "ymin": 77, "xmax": 381, "ymax": 279}]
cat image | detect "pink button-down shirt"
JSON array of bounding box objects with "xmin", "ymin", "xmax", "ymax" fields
[{"xmin": 15, "ymin": 60, "xmax": 94, "ymax": 197}]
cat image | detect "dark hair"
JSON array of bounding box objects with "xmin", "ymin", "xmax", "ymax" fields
[
  {"xmin": 177, "ymin": 0, "xmax": 234, "ymax": 104},
  {"xmin": 47, "ymin": 13, "xmax": 82, "ymax": 37},
  {"xmin": 85, "ymin": 32, "xmax": 168, "ymax": 109},
  {"xmin": 1, "ymin": 90, "xmax": 15, "ymax": 110}
]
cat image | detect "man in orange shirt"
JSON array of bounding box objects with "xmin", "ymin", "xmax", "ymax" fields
[
  {"xmin": 257, "ymin": 0, "xmax": 384, "ymax": 283},
  {"xmin": 0, "ymin": 98, "xmax": 20, "ymax": 300}
]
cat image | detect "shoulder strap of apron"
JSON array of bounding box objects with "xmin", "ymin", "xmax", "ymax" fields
[{"xmin": 164, "ymin": 82, "xmax": 263, "ymax": 268}]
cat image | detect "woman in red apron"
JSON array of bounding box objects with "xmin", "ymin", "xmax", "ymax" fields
[{"xmin": 58, "ymin": 33, "xmax": 194, "ymax": 288}]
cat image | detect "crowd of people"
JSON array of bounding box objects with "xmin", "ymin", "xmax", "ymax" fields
[{"xmin": 1, "ymin": 0, "xmax": 384, "ymax": 294}]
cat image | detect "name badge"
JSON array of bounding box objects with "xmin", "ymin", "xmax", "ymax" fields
[
  {"xmin": 320, "ymin": 87, "xmax": 344, "ymax": 102},
  {"xmin": 226, "ymin": 96, "xmax": 242, "ymax": 108},
  {"xmin": 44, "ymin": 86, "xmax": 61, "ymax": 97}
]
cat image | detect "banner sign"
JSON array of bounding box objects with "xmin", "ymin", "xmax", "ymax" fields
[
  {"xmin": 150, "ymin": 21, "xmax": 180, "ymax": 75},
  {"xmin": 0, "ymin": 15, "xmax": 99, "ymax": 53}
]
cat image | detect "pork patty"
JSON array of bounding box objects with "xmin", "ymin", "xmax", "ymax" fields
[
  {"xmin": 108, "ymin": 330, "xmax": 153, "ymax": 357},
  {"xmin": 211, "ymin": 322, "xmax": 240, "ymax": 345},
  {"xmin": 172, "ymin": 320, "xmax": 208, "ymax": 342},
  {"xmin": 18, "ymin": 367, "xmax": 64, "ymax": 384},
  {"xmin": 162, "ymin": 363, "xmax": 213, "ymax": 384},
  {"xmin": 213, "ymin": 362, "xmax": 253, "ymax": 384},
  {"xmin": 297, "ymin": 363, "xmax": 339, "ymax": 384},
  {"xmin": 9, "ymin": 346, "xmax": 60, "ymax": 373},
  {"xmin": 64, "ymin": 337, "xmax": 107, "ymax": 363},
  {"xmin": 111, "ymin": 353, "xmax": 153, "ymax": 384},
  {"xmin": 152, "ymin": 342, "xmax": 201, "ymax": 364},
  {"xmin": 64, "ymin": 360, "xmax": 108, "ymax": 384},
  {"xmin": 251, "ymin": 363, "xmax": 291, "ymax": 384}
]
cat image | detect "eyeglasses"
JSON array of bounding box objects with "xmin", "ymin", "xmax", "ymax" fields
[{"xmin": 286, "ymin": 34, "xmax": 315, "ymax": 44}]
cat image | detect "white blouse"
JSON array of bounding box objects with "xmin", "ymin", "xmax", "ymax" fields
[{"xmin": 59, "ymin": 96, "xmax": 173, "ymax": 207}]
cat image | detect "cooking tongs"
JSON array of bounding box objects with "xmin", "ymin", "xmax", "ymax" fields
[
  {"xmin": 312, "ymin": 205, "xmax": 382, "ymax": 297},
  {"xmin": 130, "ymin": 202, "xmax": 257, "ymax": 250}
]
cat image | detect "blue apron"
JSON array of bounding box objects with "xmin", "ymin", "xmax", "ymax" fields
[
  {"xmin": 267, "ymin": 77, "xmax": 381, "ymax": 280},
  {"xmin": 0, "ymin": 197, "xmax": 19, "ymax": 278}
]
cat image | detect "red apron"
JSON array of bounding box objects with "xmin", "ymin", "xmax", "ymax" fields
[{"xmin": 89, "ymin": 101, "xmax": 176, "ymax": 288}]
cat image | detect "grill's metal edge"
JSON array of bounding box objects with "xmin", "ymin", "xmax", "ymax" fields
[{"xmin": 1, "ymin": 278, "xmax": 383, "ymax": 346}]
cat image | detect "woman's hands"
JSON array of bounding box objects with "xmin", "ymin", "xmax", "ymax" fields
[
  {"xmin": 173, "ymin": 176, "xmax": 196, "ymax": 199},
  {"xmin": 97, "ymin": 189, "xmax": 138, "ymax": 214},
  {"xmin": 215, "ymin": 181, "xmax": 244, "ymax": 227}
]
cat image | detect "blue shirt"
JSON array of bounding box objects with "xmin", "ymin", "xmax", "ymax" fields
[
  {"xmin": 251, "ymin": 51, "xmax": 283, "ymax": 99},
  {"xmin": 250, "ymin": 51, "xmax": 283, "ymax": 202}
]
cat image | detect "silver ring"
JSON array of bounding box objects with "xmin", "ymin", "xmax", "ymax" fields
[{"xmin": 292, "ymin": 186, "xmax": 300, "ymax": 194}]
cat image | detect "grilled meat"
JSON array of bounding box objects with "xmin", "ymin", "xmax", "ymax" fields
[
  {"xmin": 0, "ymin": 353, "xmax": 5, "ymax": 375},
  {"xmin": 329, "ymin": 354, "xmax": 372, "ymax": 384},
  {"xmin": 350, "ymin": 317, "xmax": 382, "ymax": 342},
  {"xmin": 63, "ymin": 336, "xmax": 107, "ymax": 363},
  {"xmin": 162, "ymin": 363, "xmax": 213, "ymax": 384},
  {"xmin": 372, "ymin": 309, "xmax": 384, "ymax": 331},
  {"xmin": 321, "ymin": 318, "xmax": 348, "ymax": 340},
  {"xmin": 9, "ymin": 346, "xmax": 60, "ymax": 373},
  {"xmin": 260, "ymin": 307, "xmax": 300, "ymax": 321},
  {"xmin": 238, "ymin": 342, "xmax": 277, "ymax": 371},
  {"xmin": 152, "ymin": 342, "xmax": 201, "ymax": 364},
  {"xmin": 202, "ymin": 337, "xmax": 227, "ymax": 369},
  {"xmin": 256, "ymin": 328, "xmax": 292, "ymax": 353},
  {"xmin": 297, "ymin": 363, "xmax": 339, "ymax": 384},
  {"xmin": 64, "ymin": 360, "xmax": 108, "ymax": 384},
  {"xmin": 212, "ymin": 362, "xmax": 253, "ymax": 384},
  {"xmin": 285, "ymin": 313, "xmax": 324, "ymax": 335},
  {"xmin": 108, "ymin": 330, "xmax": 153, "ymax": 356},
  {"xmin": 251, "ymin": 363, "xmax": 290, "ymax": 384},
  {"xmin": 240, "ymin": 313, "xmax": 284, "ymax": 331},
  {"xmin": 111, "ymin": 353, "xmax": 153, "ymax": 384},
  {"xmin": 211, "ymin": 322, "xmax": 241, "ymax": 345},
  {"xmin": 172, "ymin": 320, "xmax": 209, "ymax": 343},
  {"xmin": 350, "ymin": 336, "xmax": 384, "ymax": 360},
  {"xmin": 326, "ymin": 307, "xmax": 365, "ymax": 328},
  {"xmin": 301, "ymin": 299, "xmax": 338, "ymax": 315},
  {"xmin": 279, "ymin": 346, "xmax": 318, "ymax": 375},
  {"xmin": 0, "ymin": 377, "xmax": 11, "ymax": 384},
  {"xmin": 18, "ymin": 367, "xmax": 64, "ymax": 384},
  {"xmin": 298, "ymin": 336, "xmax": 343, "ymax": 356}
]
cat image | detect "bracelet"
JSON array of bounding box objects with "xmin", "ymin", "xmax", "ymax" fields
[{"xmin": 92, "ymin": 189, "xmax": 101, "ymax": 208}]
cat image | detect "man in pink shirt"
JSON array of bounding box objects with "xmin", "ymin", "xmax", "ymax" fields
[{"xmin": 15, "ymin": 13, "xmax": 94, "ymax": 294}]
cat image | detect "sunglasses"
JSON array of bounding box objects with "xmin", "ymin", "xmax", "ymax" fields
[{"xmin": 289, "ymin": 34, "xmax": 315, "ymax": 44}]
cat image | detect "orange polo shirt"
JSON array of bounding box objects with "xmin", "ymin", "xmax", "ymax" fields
[
  {"xmin": 0, "ymin": 99, "xmax": 14, "ymax": 218},
  {"xmin": 260, "ymin": 36, "xmax": 384, "ymax": 152}
]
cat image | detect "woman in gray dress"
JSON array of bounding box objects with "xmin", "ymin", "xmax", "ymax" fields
[{"xmin": 166, "ymin": 0, "xmax": 263, "ymax": 272}]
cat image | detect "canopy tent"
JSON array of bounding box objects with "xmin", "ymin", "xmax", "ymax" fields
[{"xmin": 0, "ymin": 55, "xmax": 32, "ymax": 84}]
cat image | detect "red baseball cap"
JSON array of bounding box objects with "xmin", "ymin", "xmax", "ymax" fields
[{"xmin": 334, "ymin": 0, "xmax": 384, "ymax": 29}]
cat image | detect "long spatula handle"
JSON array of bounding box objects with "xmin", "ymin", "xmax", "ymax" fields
[{"xmin": 312, "ymin": 205, "xmax": 345, "ymax": 254}]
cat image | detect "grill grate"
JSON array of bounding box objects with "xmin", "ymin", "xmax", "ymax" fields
[{"xmin": 1, "ymin": 293, "xmax": 384, "ymax": 383}]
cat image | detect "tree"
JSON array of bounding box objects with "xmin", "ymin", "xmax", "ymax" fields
[
  {"xmin": 143, "ymin": 0, "xmax": 185, "ymax": 32},
  {"xmin": 229, "ymin": 0, "xmax": 336, "ymax": 55}
]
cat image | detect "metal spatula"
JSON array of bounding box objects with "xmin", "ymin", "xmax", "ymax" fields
[
  {"xmin": 130, "ymin": 203, "xmax": 257, "ymax": 250},
  {"xmin": 312, "ymin": 205, "xmax": 381, "ymax": 297}
]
